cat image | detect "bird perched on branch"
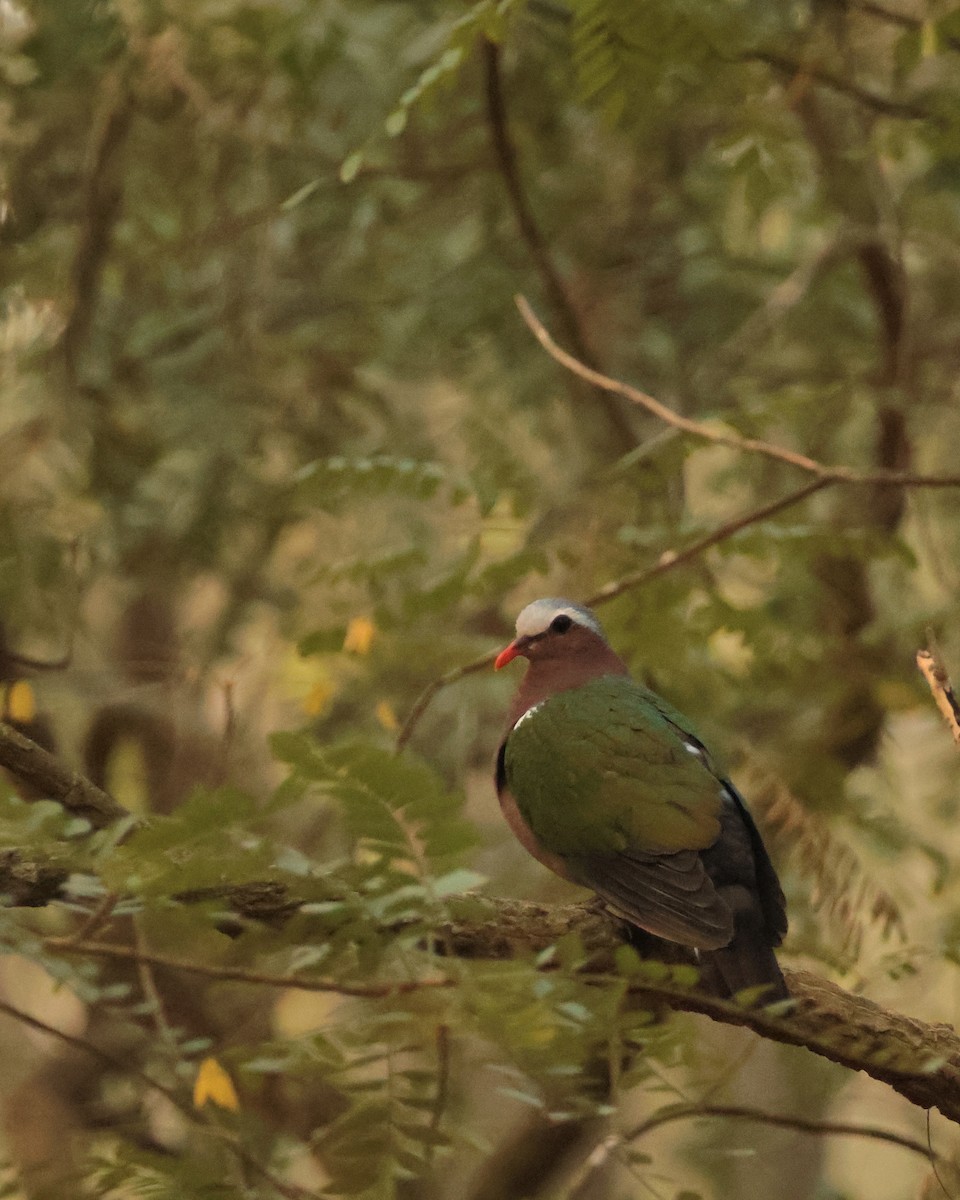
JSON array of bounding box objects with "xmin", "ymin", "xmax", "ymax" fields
[{"xmin": 495, "ymin": 598, "xmax": 788, "ymax": 1002}]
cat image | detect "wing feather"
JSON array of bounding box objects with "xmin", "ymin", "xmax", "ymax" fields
[{"xmin": 573, "ymin": 850, "xmax": 734, "ymax": 949}]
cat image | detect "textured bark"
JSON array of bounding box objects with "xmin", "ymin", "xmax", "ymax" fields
[
  {"xmin": 1, "ymin": 719, "xmax": 958, "ymax": 1125},
  {"xmin": 0, "ymin": 720, "xmax": 128, "ymax": 828}
]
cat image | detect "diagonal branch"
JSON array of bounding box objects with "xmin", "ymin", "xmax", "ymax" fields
[
  {"xmin": 747, "ymin": 50, "xmax": 931, "ymax": 121},
  {"xmin": 396, "ymin": 477, "xmax": 833, "ymax": 750},
  {"xmin": 516, "ymin": 295, "xmax": 960, "ymax": 488},
  {"xmin": 433, "ymin": 899, "xmax": 960, "ymax": 1125},
  {"xmin": 0, "ymin": 996, "xmax": 316, "ymax": 1200},
  {"xmin": 483, "ymin": 39, "xmax": 636, "ymax": 455},
  {"xmin": 0, "ymin": 720, "xmax": 129, "ymax": 827},
  {"xmin": 917, "ymin": 645, "xmax": 960, "ymax": 746}
]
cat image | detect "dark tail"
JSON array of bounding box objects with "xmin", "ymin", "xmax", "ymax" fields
[{"xmin": 698, "ymin": 887, "xmax": 789, "ymax": 1003}]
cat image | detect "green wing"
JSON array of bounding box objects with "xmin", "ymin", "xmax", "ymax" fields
[
  {"xmin": 504, "ymin": 675, "xmax": 733, "ymax": 948},
  {"xmin": 505, "ymin": 676, "xmax": 723, "ymax": 855}
]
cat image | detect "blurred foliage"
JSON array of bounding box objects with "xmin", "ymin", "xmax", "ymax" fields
[{"xmin": 0, "ymin": 0, "xmax": 959, "ymax": 1196}]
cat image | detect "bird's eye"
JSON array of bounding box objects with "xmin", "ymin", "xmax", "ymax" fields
[{"xmin": 549, "ymin": 614, "xmax": 573, "ymax": 634}]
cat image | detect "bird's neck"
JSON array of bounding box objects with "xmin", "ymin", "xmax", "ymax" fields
[{"xmin": 509, "ymin": 648, "xmax": 630, "ymax": 727}]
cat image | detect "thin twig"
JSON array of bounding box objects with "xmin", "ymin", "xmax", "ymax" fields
[
  {"xmin": 629, "ymin": 1102, "xmax": 937, "ymax": 1158},
  {"xmin": 516, "ymin": 295, "xmax": 960, "ymax": 488},
  {"xmin": 586, "ymin": 477, "xmax": 833, "ymax": 606},
  {"xmin": 395, "ymin": 477, "xmax": 831, "ymax": 750},
  {"xmin": 426, "ymin": 1023, "xmax": 450, "ymax": 1165},
  {"xmin": 0, "ymin": 995, "xmax": 184, "ymax": 1112},
  {"xmin": 396, "ymin": 654, "xmax": 496, "ymax": 752},
  {"xmin": 917, "ymin": 645, "xmax": 960, "ymax": 746},
  {"xmin": 46, "ymin": 936, "xmax": 455, "ymax": 997},
  {"xmin": 60, "ymin": 891, "xmax": 120, "ymax": 945},
  {"xmin": 133, "ymin": 916, "xmax": 177, "ymax": 1050},
  {"xmin": 748, "ymin": 50, "xmax": 931, "ymax": 121},
  {"xmin": 566, "ymin": 1102, "xmax": 936, "ymax": 1199},
  {"xmin": 0, "ymin": 996, "xmax": 315, "ymax": 1200}
]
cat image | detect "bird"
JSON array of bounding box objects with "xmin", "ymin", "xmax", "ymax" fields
[{"xmin": 494, "ymin": 597, "xmax": 788, "ymax": 1002}]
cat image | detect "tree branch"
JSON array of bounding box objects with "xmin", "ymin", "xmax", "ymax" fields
[
  {"xmin": 0, "ymin": 720, "xmax": 129, "ymax": 828},
  {"xmin": 482, "ymin": 39, "xmax": 636, "ymax": 456},
  {"xmin": 4, "ymin": 731, "xmax": 960, "ymax": 1121},
  {"xmin": 566, "ymin": 1101, "xmax": 936, "ymax": 1199},
  {"xmin": 44, "ymin": 935, "xmax": 455, "ymax": 999},
  {"xmin": 917, "ymin": 646, "xmax": 960, "ymax": 746},
  {"xmin": 516, "ymin": 295, "xmax": 960, "ymax": 489},
  {"xmin": 396, "ymin": 477, "xmax": 834, "ymax": 750},
  {"xmin": 748, "ymin": 50, "xmax": 931, "ymax": 121},
  {"xmin": 431, "ymin": 899, "xmax": 960, "ymax": 1125},
  {"xmin": 0, "ymin": 720, "xmax": 129, "ymax": 825},
  {"xmin": 60, "ymin": 75, "xmax": 135, "ymax": 384},
  {"xmin": 20, "ymin": 880, "xmax": 960, "ymax": 1126},
  {"xmin": 0, "ymin": 849, "xmax": 70, "ymax": 906}
]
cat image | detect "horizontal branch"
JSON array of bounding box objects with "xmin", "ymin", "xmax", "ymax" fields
[
  {"xmin": 434, "ymin": 898, "xmax": 960, "ymax": 1124},
  {"xmin": 45, "ymin": 935, "xmax": 455, "ymax": 999},
  {"xmin": 4, "ymin": 732, "xmax": 959, "ymax": 1122},
  {"xmin": 24, "ymin": 872, "xmax": 960, "ymax": 1125},
  {"xmin": 516, "ymin": 295, "xmax": 960, "ymax": 489}
]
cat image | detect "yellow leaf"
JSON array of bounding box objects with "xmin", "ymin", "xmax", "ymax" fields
[
  {"xmin": 303, "ymin": 678, "xmax": 335, "ymax": 717},
  {"xmin": 193, "ymin": 1056, "xmax": 240, "ymax": 1111},
  {"xmin": 6, "ymin": 680, "xmax": 36, "ymax": 723},
  {"xmin": 343, "ymin": 616, "xmax": 376, "ymax": 655},
  {"xmin": 375, "ymin": 700, "xmax": 398, "ymax": 731}
]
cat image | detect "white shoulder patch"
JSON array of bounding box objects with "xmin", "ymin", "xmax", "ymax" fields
[{"xmin": 512, "ymin": 700, "xmax": 545, "ymax": 730}]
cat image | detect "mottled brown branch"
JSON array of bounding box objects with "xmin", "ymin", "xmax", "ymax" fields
[
  {"xmin": 6, "ymin": 851, "xmax": 960, "ymax": 1122},
  {"xmin": 516, "ymin": 296, "xmax": 960, "ymax": 488},
  {"xmin": 433, "ymin": 898, "xmax": 960, "ymax": 1125},
  {"xmin": 0, "ymin": 720, "xmax": 129, "ymax": 828},
  {"xmin": 482, "ymin": 39, "xmax": 636, "ymax": 455},
  {"xmin": 0, "ymin": 848, "xmax": 69, "ymax": 906},
  {"xmin": 96, "ymin": 894, "xmax": 960, "ymax": 1122},
  {"xmin": 917, "ymin": 648, "xmax": 960, "ymax": 746}
]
